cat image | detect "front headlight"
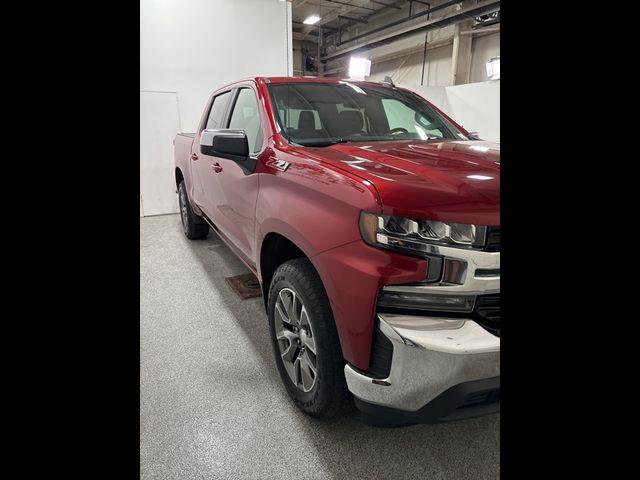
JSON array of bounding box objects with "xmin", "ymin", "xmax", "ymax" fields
[{"xmin": 360, "ymin": 211, "xmax": 487, "ymax": 254}]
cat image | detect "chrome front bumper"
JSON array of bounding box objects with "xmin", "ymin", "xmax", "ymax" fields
[
  {"xmin": 345, "ymin": 244, "xmax": 500, "ymax": 414},
  {"xmin": 345, "ymin": 314, "xmax": 500, "ymax": 412}
]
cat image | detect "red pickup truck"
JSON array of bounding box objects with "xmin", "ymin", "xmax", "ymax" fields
[{"xmin": 174, "ymin": 76, "xmax": 499, "ymax": 426}]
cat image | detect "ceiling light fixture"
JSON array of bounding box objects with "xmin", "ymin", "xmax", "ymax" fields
[
  {"xmin": 303, "ymin": 15, "xmax": 321, "ymax": 25},
  {"xmin": 348, "ymin": 56, "xmax": 371, "ymax": 81},
  {"xmin": 486, "ymin": 57, "xmax": 500, "ymax": 80}
]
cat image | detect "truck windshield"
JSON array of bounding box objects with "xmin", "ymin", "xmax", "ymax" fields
[{"xmin": 267, "ymin": 82, "xmax": 468, "ymax": 147}]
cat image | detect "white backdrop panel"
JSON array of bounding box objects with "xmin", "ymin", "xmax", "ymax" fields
[
  {"xmin": 407, "ymin": 81, "xmax": 500, "ymax": 143},
  {"xmin": 140, "ymin": 0, "xmax": 290, "ymax": 216},
  {"xmin": 140, "ymin": 92, "xmax": 181, "ymax": 217},
  {"xmin": 442, "ymin": 81, "xmax": 500, "ymax": 143},
  {"xmin": 403, "ymin": 84, "xmax": 446, "ymax": 112}
]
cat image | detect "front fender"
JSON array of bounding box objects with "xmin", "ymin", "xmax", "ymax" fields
[{"xmin": 255, "ymin": 153, "xmax": 388, "ymax": 369}]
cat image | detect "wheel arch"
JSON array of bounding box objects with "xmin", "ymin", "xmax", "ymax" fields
[
  {"xmin": 175, "ymin": 167, "xmax": 184, "ymax": 191},
  {"xmin": 259, "ymin": 232, "xmax": 307, "ymax": 313},
  {"xmin": 259, "ymin": 230, "xmax": 350, "ymax": 365}
]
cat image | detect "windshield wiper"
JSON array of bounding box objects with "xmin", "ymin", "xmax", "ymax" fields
[{"xmin": 298, "ymin": 139, "xmax": 352, "ymax": 147}]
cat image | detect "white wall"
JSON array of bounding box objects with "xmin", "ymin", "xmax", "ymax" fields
[
  {"xmin": 407, "ymin": 80, "xmax": 500, "ymax": 143},
  {"xmin": 369, "ymin": 43, "xmax": 453, "ymax": 87},
  {"xmin": 140, "ymin": 0, "xmax": 290, "ymax": 216},
  {"xmin": 140, "ymin": 91, "xmax": 181, "ymax": 217}
]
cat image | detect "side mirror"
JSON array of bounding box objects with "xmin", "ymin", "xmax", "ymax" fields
[
  {"xmin": 200, "ymin": 129, "xmax": 249, "ymax": 159},
  {"xmin": 467, "ymin": 131, "xmax": 481, "ymax": 140}
]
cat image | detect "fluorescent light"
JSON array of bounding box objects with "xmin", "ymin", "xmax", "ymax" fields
[
  {"xmin": 348, "ymin": 56, "xmax": 371, "ymax": 80},
  {"xmin": 303, "ymin": 15, "xmax": 320, "ymax": 25},
  {"xmin": 467, "ymin": 175, "xmax": 493, "ymax": 180},
  {"xmin": 485, "ymin": 57, "xmax": 500, "ymax": 80}
]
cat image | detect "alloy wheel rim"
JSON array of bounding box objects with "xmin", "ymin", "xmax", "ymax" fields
[{"xmin": 274, "ymin": 287, "xmax": 318, "ymax": 393}]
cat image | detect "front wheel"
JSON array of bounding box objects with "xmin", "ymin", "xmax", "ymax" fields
[{"xmin": 268, "ymin": 258, "xmax": 349, "ymax": 418}]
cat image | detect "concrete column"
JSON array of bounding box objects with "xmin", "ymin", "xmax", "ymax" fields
[
  {"xmin": 451, "ymin": 19, "xmax": 473, "ymax": 85},
  {"xmin": 286, "ymin": 0, "xmax": 294, "ymax": 76}
]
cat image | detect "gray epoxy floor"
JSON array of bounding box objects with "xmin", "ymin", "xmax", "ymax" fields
[{"xmin": 140, "ymin": 214, "xmax": 500, "ymax": 479}]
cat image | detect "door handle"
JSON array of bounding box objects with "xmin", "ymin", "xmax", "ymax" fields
[
  {"xmin": 212, "ymin": 163, "xmax": 223, "ymax": 173},
  {"xmin": 190, "ymin": 153, "xmax": 199, "ymax": 161}
]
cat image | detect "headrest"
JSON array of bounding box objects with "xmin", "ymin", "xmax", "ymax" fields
[
  {"xmin": 338, "ymin": 110, "xmax": 363, "ymax": 133},
  {"xmin": 298, "ymin": 110, "xmax": 315, "ymax": 131}
]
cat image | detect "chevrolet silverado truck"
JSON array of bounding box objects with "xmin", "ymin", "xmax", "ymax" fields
[{"xmin": 174, "ymin": 76, "xmax": 499, "ymax": 426}]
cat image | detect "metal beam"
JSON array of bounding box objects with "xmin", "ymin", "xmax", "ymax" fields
[
  {"xmin": 338, "ymin": 15, "xmax": 368, "ymax": 24},
  {"xmin": 322, "ymin": 0, "xmax": 500, "ymax": 61},
  {"xmin": 326, "ymin": 0, "xmax": 377, "ymax": 12},
  {"xmin": 292, "ymin": 0, "xmax": 344, "ymax": 43},
  {"xmin": 461, "ymin": 25, "xmax": 501, "ymax": 35},
  {"xmin": 361, "ymin": 37, "xmax": 454, "ymax": 64},
  {"xmin": 293, "ymin": 21, "xmax": 338, "ymax": 31},
  {"xmin": 291, "ymin": 32, "xmax": 307, "ymax": 40},
  {"xmin": 370, "ymin": 0, "xmax": 401, "ymax": 9},
  {"xmin": 311, "ymin": 0, "xmax": 376, "ymax": 27},
  {"xmin": 334, "ymin": 0, "xmax": 460, "ymax": 47},
  {"xmin": 328, "ymin": 0, "xmax": 409, "ymax": 41}
]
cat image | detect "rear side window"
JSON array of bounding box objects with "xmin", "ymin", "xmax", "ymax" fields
[
  {"xmin": 228, "ymin": 88, "xmax": 263, "ymax": 154},
  {"xmin": 206, "ymin": 91, "xmax": 231, "ymax": 129}
]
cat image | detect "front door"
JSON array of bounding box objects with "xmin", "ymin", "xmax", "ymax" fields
[{"xmin": 210, "ymin": 86, "xmax": 264, "ymax": 264}]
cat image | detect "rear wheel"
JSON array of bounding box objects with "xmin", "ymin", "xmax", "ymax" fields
[
  {"xmin": 178, "ymin": 181, "xmax": 209, "ymax": 239},
  {"xmin": 268, "ymin": 258, "xmax": 349, "ymax": 418}
]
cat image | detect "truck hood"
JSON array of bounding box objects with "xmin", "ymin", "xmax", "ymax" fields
[{"xmin": 299, "ymin": 140, "xmax": 500, "ymax": 225}]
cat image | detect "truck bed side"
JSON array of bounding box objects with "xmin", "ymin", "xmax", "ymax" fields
[{"xmin": 174, "ymin": 133, "xmax": 195, "ymax": 193}]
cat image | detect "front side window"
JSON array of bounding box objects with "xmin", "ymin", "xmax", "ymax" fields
[
  {"xmin": 206, "ymin": 91, "xmax": 231, "ymax": 130},
  {"xmin": 268, "ymin": 82, "xmax": 467, "ymax": 146},
  {"xmin": 228, "ymin": 88, "xmax": 263, "ymax": 154},
  {"xmin": 382, "ymin": 98, "xmax": 445, "ymax": 139}
]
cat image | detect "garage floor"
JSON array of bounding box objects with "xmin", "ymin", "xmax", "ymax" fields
[{"xmin": 140, "ymin": 214, "xmax": 500, "ymax": 479}]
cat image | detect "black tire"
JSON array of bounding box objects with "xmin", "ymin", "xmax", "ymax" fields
[
  {"xmin": 268, "ymin": 258, "xmax": 350, "ymax": 419},
  {"xmin": 178, "ymin": 180, "xmax": 209, "ymax": 240}
]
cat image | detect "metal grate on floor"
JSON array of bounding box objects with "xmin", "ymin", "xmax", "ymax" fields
[{"xmin": 225, "ymin": 273, "xmax": 262, "ymax": 300}]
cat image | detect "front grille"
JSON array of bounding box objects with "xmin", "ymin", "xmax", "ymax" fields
[
  {"xmin": 485, "ymin": 226, "xmax": 500, "ymax": 251},
  {"xmin": 473, "ymin": 294, "xmax": 500, "ymax": 336}
]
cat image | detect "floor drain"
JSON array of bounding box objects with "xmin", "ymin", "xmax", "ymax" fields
[{"xmin": 225, "ymin": 273, "xmax": 262, "ymax": 300}]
